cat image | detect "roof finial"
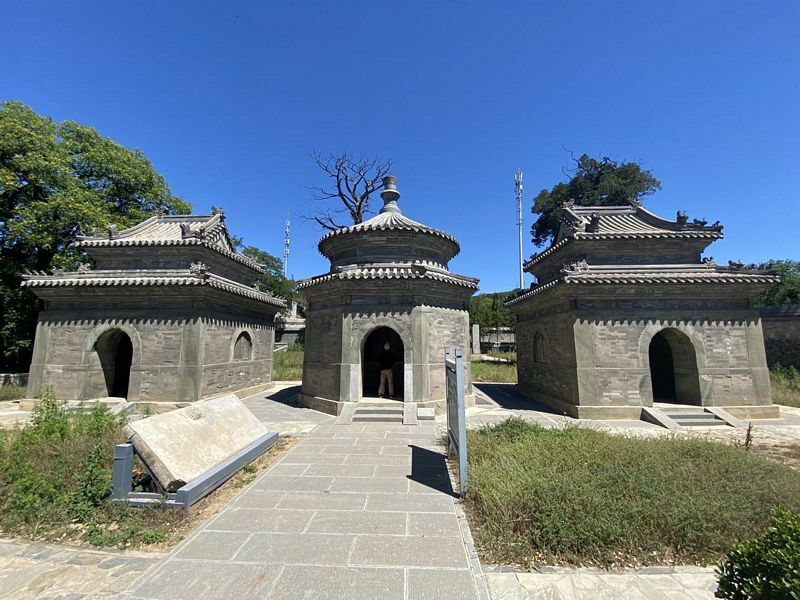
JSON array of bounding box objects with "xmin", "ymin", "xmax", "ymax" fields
[{"xmin": 380, "ymin": 176, "xmax": 401, "ymax": 214}]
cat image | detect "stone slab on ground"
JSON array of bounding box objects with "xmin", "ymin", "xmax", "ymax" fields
[
  {"xmin": 123, "ymin": 394, "xmax": 270, "ymax": 491},
  {"xmin": 0, "ymin": 539, "xmax": 161, "ymax": 599},
  {"xmin": 484, "ymin": 567, "xmax": 717, "ymax": 599}
]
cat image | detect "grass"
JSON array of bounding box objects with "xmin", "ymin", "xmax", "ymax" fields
[
  {"xmin": 0, "ymin": 386, "xmax": 26, "ymax": 402},
  {"xmin": 771, "ymin": 364, "xmax": 800, "ymax": 408},
  {"xmin": 0, "ymin": 389, "xmax": 288, "ymax": 549},
  {"xmin": 464, "ymin": 418, "xmax": 800, "ymax": 569},
  {"xmin": 273, "ymin": 343, "xmax": 304, "ymax": 380},
  {"xmin": 485, "ymin": 350, "xmax": 517, "ymax": 363},
  {"xmin": 472, "ymin": 361, "xmax": 517, "ymax": 383},
  {"xmin": 0, "ymin": 389, "xmax": 184, "ymax": 547}
]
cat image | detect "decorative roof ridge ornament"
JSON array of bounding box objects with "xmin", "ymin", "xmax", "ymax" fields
[
  {"xmin": 189, "ymin": 261, "xmax": 209, "ymax": 279},
  {"xmin": 211, "ymin": 206, "xmax": 225, "ymax": 217},
  {"xmin": 561, "ymin": 259, "xmax": 589, "ymax": 275},
  {"xmin": 107, "ymin": 224, "xmax": 118, "ymax": 239},
  {"xmin": 585, "ymin": 213, "xmax": 600, "ymax": 233},
  {"xmin": 379, "ymin": 176, "xmax": 401, "ymax": 214}
]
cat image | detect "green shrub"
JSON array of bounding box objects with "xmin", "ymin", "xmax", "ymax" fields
[
  {"xmin": 0, "ymin": 388, "xmax": 182, "ymax": 547},
  {"xmin": 273, "ymin": 345, "xmax": 304, "ymax": 380},
  {"xmin": 771, "ymin": 364, "xmax": 800, "ymax": 408},
  {"xmin": 0, "ymin": 389, "xmax": 120, "ymax": 530},
  {"xmin": 715, "ymin": 508, "xmax": 800, "ymax": 599},
  {"xmin": 466, "ymin": 418, "xmax": 800, "ymax": 567},
  {"xmin": 0, "ymin": 386, "xmax": 26, "ymax": 402}
]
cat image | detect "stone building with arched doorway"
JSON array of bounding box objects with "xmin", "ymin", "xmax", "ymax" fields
[
  {"xmin": 298, "ymin": 176, "xmax": 479, "ymax": 415},
  {"xmin": 22, "ymin": 209, "xmax": 285, "ymax": 405},
  {"xmin": 507, "ymin": 202, "xmax": 780, "ymax": 420}
]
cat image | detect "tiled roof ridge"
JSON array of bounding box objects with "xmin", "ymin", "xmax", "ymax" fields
[
  {"xmin": 297, "ymin": 263, "xmax": 478, "ymax": 290},
  {"xmin": 526, "ymin": 203, "xmax": 725, "ymax": 269},
  {"xmin": 21, "ymin": 269, "xmax": 286, "ymax": 307},
  {"xmin": 506, "ymin": 268, "xmax": 779, "ymax": 306},
  {"xmin": 317, "ymin": 210, "xmax": 461, "ymax": 256},
  {"xmin": 76, "ymin": 212, "xmax": 264, "ymax": 273}
]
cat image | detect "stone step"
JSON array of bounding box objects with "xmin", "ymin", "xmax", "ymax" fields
[
  {"xmin": 355, "ymin": 408, "xmax": 404, "ymax": 415},
  {"xmin": 673, "ymin": 417, "xmax": 728, "ymax": 427},
  {"xmin": 352, "ymin": 413, "xmax": 404, "ymax": 423},
  {"xmin": 665, "ymin": 412, "xmax": 720, "ymax": 420},
  {"xmin": 417, "ymin": 407, "xmax": 435, "ymax": 420},
  {"xmin": 656, "ymin": 404, "xmax": 705, "ymax": 412}
]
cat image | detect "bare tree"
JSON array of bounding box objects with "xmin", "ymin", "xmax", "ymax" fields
[{"xmin": 306, "ymin": 152, "xmax": 393, "ymax": 230}]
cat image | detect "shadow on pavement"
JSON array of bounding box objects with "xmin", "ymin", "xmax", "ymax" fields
[
  {"xmin": 473, "ymin": 382, "xmax": 563, "ymax": 416},
  {"xmin": 408, "ymin": 445, "xmax": 456, "ymax": 497},
  {"xmin": 265, "ymin": 385, "xmax": 302, "ymax": 407}
]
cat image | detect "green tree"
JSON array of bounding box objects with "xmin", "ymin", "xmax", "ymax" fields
[
  {"xmin": 241, "ymin": 246, "xmax": 300, "ymax": 306},
  {"xmin": 757, "ymin": 260, "xmax": 800, "ymax": 306},
  {"xmin": 0, "ymin": 100, "xmax": 190, "ymax": 371},
  {"xmin": 531, "ymin": 153, "xmax": 661, "ymax": 247},
  {"xmin": 468, "ymin": 291, "xmax": 517, "ymax": 331}
]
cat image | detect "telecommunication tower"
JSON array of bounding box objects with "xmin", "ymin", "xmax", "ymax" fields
[
  {"xmin": 515, "ymin": 170, "xmax": 524, "ymax": 289},
  {"xmin": 283, "ymin": 217, "xmax": 290, "ymax": 277}
]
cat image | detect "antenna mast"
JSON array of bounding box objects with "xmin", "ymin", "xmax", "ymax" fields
[
  {"xmin": 283, "ymin": 217, "xmax": 290, "ymax": 277},
  {"xmin": 515, "ymin": 170, "xmax": 524, "ymax": 289}
]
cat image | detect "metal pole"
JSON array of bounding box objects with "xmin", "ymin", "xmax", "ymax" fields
[
  {"xmin": 515, "ymin": 170, "xmax": 524, "ymax": 289},
  {"xmin": 283, "ymin": 217, "xmax": 290, "ymax": 277}
]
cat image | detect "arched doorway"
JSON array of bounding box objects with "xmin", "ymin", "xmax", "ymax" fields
[
  {"xmin": 648, "ymin": 328, "xmax": 701, "ymax": 404},
  {"xmin": 95, "ymin": 329, "xmax": 133, "ymax": 398},
  {"xmin": 362, "ymin": 327, "xmax": 404, "ymax": 400}
]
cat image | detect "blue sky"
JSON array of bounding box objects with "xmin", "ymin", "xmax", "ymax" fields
[{"xmin": 3, "ymin": 1, "xmax": 798, "ymax": 292}]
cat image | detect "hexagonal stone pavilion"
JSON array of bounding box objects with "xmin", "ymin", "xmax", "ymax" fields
[
  {"xmin": 22, "ymin": 209, "xmax": 285, "ymax": 405},
  {"xmin": 508, "ymin": 202, "xmax": 780, "ymax": 420},
  {"xmin": 298, "ymin": 176, "xmax": 479, "ymax": 415}
]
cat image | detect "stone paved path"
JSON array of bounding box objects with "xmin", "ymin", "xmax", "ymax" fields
[
  {"xmin": 484, "ymin": 567, "xmax": 717, "ymax": 600},
  {"xmin": 122, "ymin": 417, "xmax": 487, "ymax": 600},
  {"xmin": 0, "ymin": 539, "xmax": 160, "ymax": 599}
]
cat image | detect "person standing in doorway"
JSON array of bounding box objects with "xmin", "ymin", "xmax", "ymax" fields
[{"xmin": 378, "ymin": 341, "xmax": 396, "ymax": 398}]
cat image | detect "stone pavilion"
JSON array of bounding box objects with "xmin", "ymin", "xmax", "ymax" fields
[
  {"xmin": 507, "ymin": 203, "xmax": 779, "ymax": 420},
  {"xmin": 298, "ymin": 176, "xmax": 479, "ymax": 415},
  {"xmin": 22, "ymin": 209, "xmax": 285, "ymax": 405}
]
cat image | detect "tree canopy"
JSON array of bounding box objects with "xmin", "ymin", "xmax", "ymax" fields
[
  {"xmin": 757, "ymin": 260, "xmax": 800, "ymax": 306},
  {"xmin": 531, "ymin": 154, "xmax": 661, "ymax": 247},
  {"xmin": 241, "ymin": 245, "xmax": 300, "ymax": 306},
  {"xmin": 0, "ymin": 100, "xmax": 191, "ymax": 370},
  {"xmin": 468, "ymin": 291, "xmax": 518, "ymax": 330}
]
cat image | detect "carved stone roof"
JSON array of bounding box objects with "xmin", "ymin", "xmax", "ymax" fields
[
  {"xmin": 526, "ymin": 204, "xmax": 724, "ymax": 269},
  {"xmin": 319, "ymin": 210, "xmax": 460, "ymax": 249},
  {"xmin": 507, "ymin": 264, "xmax": 778, "ymax": 306},
  {"xmin": 297, "ymin": 263, "xmax": 479, "ymax": 290},
  {"xmin": 22, "ymin": 268, "xmax": 286, "ymax": 307},
  {"xmin": 77, "ymin": 211, "xmax": 264, "ymax": 273}
]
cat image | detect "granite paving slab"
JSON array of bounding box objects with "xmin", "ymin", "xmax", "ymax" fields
[{"xmin": 123, "ymin": 416, "xmax": 486, "ymax": 600}]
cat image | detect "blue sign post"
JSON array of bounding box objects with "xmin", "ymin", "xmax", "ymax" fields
[{"xmin": 445, "ymin": 347, "xmax": 468, "ymax": 497}]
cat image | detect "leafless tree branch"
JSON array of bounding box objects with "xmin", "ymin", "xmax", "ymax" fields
[{"xmin": 304, "ymin": 152, "xmax": 394, "ymax": 230}]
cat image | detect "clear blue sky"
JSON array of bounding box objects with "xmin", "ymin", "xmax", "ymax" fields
[{"xmin": 4, "ymin": 1, "xmax": 798, "ymax": 292}]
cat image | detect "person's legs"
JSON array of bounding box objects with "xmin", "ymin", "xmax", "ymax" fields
[
  {"xmin": 378, "ymin": 369, "xmax": 388, "ymax": 397},
  {"xmin": 387, "ymin": 369, "xmax": 395, "ymax": 398}
]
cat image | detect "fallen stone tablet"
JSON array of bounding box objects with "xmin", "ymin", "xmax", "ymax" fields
[{"xmin": 123, "ymin": 394, "xmax": 270, "ymax": 492}]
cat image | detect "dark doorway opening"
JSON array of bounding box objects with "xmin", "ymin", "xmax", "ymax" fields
[
  {"xmin": 648, "ymin": 328, "xmax": 701, "ymax": 404},
  {"xmin": 362, "ymin": 327, "xmax": 404, "ymax": 400},
  {"xmin": 96, "ymin": 329, "xmax": 133, "ymax": 398}
]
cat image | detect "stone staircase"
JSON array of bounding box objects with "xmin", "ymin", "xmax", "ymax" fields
[
  {"xmin": 661, "ymin": 406, "xmax": 728, "ymax": 427},
  {"xmin": 352, "ymin": 402, "xmax": 404, "ymax": 423}
]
